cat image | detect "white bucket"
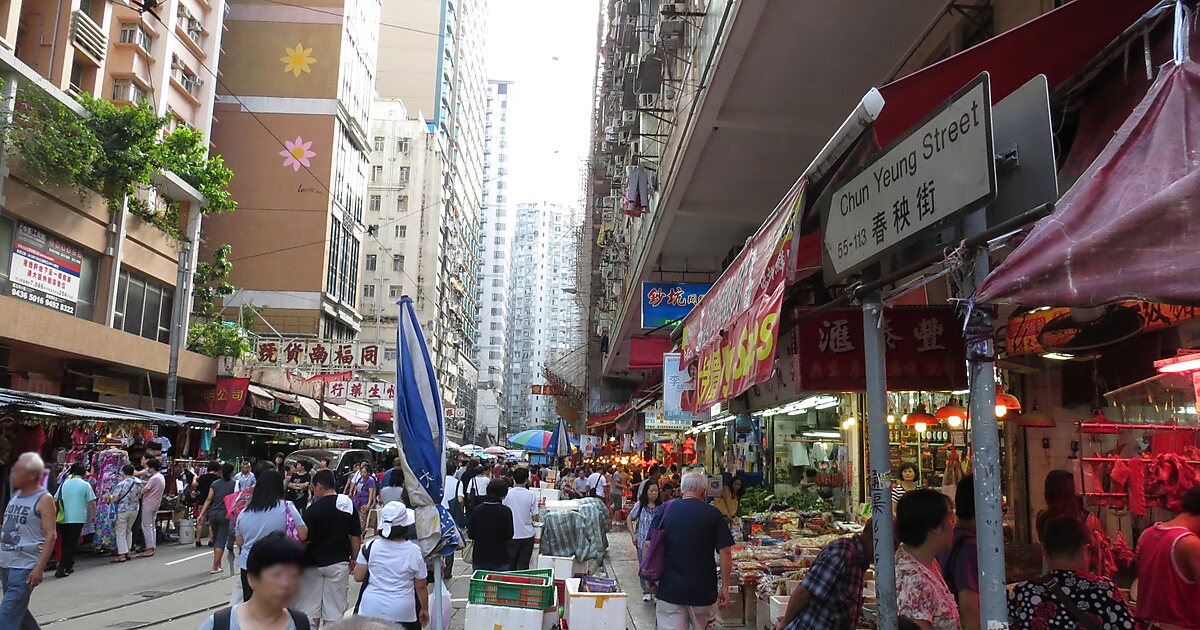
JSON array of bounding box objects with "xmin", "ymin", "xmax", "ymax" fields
[{"xmin": 177, "ymin": 518, "xmax": 196, "ymax": 545}]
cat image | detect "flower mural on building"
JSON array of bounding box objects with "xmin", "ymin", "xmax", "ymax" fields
[
  {"xmin": 281, "ymin": 43, "xmax": 316, "ymax": 77},
  {"xmin": 280, "ymin": 136, "xmax": 316, "ymax": 172}
]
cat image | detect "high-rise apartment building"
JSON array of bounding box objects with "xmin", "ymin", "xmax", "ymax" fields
[
  {"xmin": 505, "ymin": 202, "xmax": 580, "ymax": 432},
  {"xmin": 472, "ymin": 79, "xmax": 513, "ymax": 444},
  {"xmin": 204, "ymin": 0, "xmax": 380, "ymax": 340}
]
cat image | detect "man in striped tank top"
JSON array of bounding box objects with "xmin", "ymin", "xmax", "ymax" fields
[{"xmin": 0, "ymin": 452, "xmax": 57, "ymax": 629}]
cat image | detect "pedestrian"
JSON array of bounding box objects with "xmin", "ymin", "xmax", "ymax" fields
[
  {"xmin": 774, "ymin": 520, "xmax": 873, "ymax": 630},
  {"xmin": 1134, "ymin": 485, "xmax": 1200, "ymax": 628},
  {"xmin": 892, "ymin": 462, "xmax": 918, "ymax": 503},
  {"xmin": 350, "ymin": 464, "xmax": 376, "ymax": 534},
  {"xmin": 317, "ymin": 458, "xmax": 331, "ymax": 473},
  {"xmin": 199, "ymin": 532, "xmax": 311, "ymax": 630},
  {"xmin": 235, "ymin": 469, "xmax": 308, "ymax": 601},
  {"xmin": 1036, "ymin": 469, "xmax": 1105, "ymax": 575},
  {"xmin": 650, "ymin": 472, "xmax": 734, "ymax": 629},
  {"xmin": 137, "ymin": 458, "xmax": 166, "ymax": 558},
  {"xmin": 342, "ymin": 462, "xmax": 363, "ymax": 496},
  {"xmin": 199, "ymin": 463, "xmax": 237, "ymax": 574},
  {"xmin": 1008, "ymin": 514, "xmax": 1133, "ymax": 629},
  {"xmin": 296, "ymin": 470, "xmax": 361, "ymax": 627},
  {"xmin": 626, "ymin": 479, "xmax": 662, "ymax": 601},
  {"xmin": 503, "ymin": 467, "xmax": 538, "ymax": 570},
  {"xmin": 468, "ymin": 479, "xmax": 513, "ymax": 571},
  {"xmin": 712, "ymin": 473, "xmax": 744, "ymax": 520},
  {"xmin": 559, "ymin": 468, "xmax": 581, "ymax": 499},
  {"xmin": 464, "ymin": 464, "xmax": 491, "ymax": 516},
  {"xmin": 0, "ymin": 453, "xmax": 56, "ymax": 628},
  {"xmin": 895, "ymin": 489, "xmax": 959, "ymax": 630},
  {"xmin": 234, "ymin": 462, "xmax": 255, "ymax": 493},
  {"xmin": 379, "ymin": 468, "xmax": 405, "ymax": 506},
  {"xmin": 106, "ymin": 464, "xmax": 143, "ymax": 563},
  {"xmin": 286, "ymin": 462, "xmax": 311, "ymax": 512},
  {"xmin": 588, "ymin": 465, "xmax": 609, "ymax": 500},
  {"xmin": 352, "ymin": 501, "xmax": 428, "ymax": 629},
  {"xmin": 274, "ymin": 453, "xmax": 287, "ymax": 474},
  {"xmin": 195, "ymin": 462, "xmax": 221, "ymax": 548},
  {"xmin": 52, "ymin": 462, "xmax": 95, "ymax": 578},
  {"xmin": 637, "ymin": 465, "xmax": 664, "ymax": 500},
  {"xmin": 611, "ymin": 466, "xmax": 627, "ymax": 517},
  {"xmin": 380, "ymin": 458, "xmax": 405, "ymax": 488},
  {"xmin": 937, "ymin": 475, "xmax": 979, "ymax": 630},
  {"xmin": 660, "ymin": 481, "xmax": 678, "ymax": 502}
]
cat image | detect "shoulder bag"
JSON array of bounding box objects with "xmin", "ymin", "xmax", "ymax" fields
[
  {"xmin": 283, "ymin": 502, "xmax": 300, "ymax": 541},
  {"xmin": 353, "ymin": 541, "xmax": 376, "ymax": 614},
  {"xmin": 1043, "ymin": 577, "xmax": 1101, "ymax": 630},
  {"xmin": 637, "ymin": 500, "xmax": 674, "ymax": 582}
]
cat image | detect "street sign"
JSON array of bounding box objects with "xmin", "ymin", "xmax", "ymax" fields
[{"xmin": 822, "ymin": 73, "xmax": 996, "ymax": 282}]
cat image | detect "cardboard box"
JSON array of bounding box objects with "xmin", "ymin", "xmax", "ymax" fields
[
  {"xmin": 564, "ymin": 578, "xmax": 628, "ymax": 630},
  {"xmin": 717, "ymin": 584, "xmax": 746, "ymax": 627}
]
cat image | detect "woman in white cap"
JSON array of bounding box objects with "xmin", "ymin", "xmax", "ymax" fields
[{"xmin": 352, "ymin": 501, "xmax": 428, "ymax": 629}]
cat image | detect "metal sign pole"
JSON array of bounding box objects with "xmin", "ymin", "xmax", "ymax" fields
[
  {"xmin": 963, "ymin": 210, "xmax": 1007, "ymax": 629},
  {"xmin": 863, "ymin": 294, "xmax": 896, "ymax": 630}
]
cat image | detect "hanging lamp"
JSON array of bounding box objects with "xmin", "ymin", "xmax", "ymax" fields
[
  {"xmin": 935, "ymin": 398, "xmax": 968, "ymax": 428},
  {"xmin": 995, "ymin": 385, "xmax": 1022, "ymax": 419},
  {"xmin": 905, "ymin": 404, "xmax": 936, "ymax": 427},
  {"xmin": 1017, "ymin": 406, "xmax": 1055, "ymax": 428}
]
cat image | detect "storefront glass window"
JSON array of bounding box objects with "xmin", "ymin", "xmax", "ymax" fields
[{"xmin": 113, "ymin": 270, "xmax": 173, "ymax": 343}]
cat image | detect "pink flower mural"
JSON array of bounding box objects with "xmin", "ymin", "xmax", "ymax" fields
[{"xmin": 279, "ymin": 136, "xmax": 316, "ymax": 172}]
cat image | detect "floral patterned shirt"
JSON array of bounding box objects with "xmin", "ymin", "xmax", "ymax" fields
[
  {"xmin": 1008, "ymin": 569, "xmax": 1135, "ymax": 629},
  {"xmin": 895, "ymin": 547, "xmax": 960, "ymax": 630},
  {"xmin": 107, "ymin": 476, "xmax": 143, "ymax": 513}
]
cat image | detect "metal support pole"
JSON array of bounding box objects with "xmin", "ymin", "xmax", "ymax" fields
[
  {"xmin": 863, "ymin": 294, "xmax": 896, "ymax": 630},
  {"xmin": 432, "ymin": 554, "xmax": 444, "ymax": 630},
  {"xmin": 103, "ymin": 196, "xmax": 129, "ymax": 328},
  {"xmin": 963, "ymin": 210, "xmax": 1008, "ymax": 629},
  {"xmin": 166, "ymin": 205, "xmax": 203, "ymax": 414},
  {"xmin": 0, "ymin": 72, "xmax": 20, "ymax": 205}
]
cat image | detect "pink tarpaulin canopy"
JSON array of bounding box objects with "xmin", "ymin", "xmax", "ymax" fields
[{"xmin": 976, "ymin": 58, "xmax": 1200, "ymax": 307}]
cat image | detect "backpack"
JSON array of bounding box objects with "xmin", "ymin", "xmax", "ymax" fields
[
  {"xmin": 465, "ymin": 476, "xmax": 485, "ymax": 514},
  {"xmin": 212, "ymin": 606, "xmax": 310, "ymax": 630},
  {"xmin": 447, "ymin": 477, "xmax": 466, "ymax": 527}
]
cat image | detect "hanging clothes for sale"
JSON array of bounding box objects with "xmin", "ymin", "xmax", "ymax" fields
[
  {"xmin": 92, "ymin": 448, "xmax": 130, "ymax": 551},
  {"xmin": 623, "ymin": 166, "xmax": 650, "ymax": 217},
  {"xmin": 789, "ymin": 441, "xmax": 810, "ymax": 466}
]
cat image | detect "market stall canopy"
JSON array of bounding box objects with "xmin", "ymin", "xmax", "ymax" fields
[
  {"xmin": 977, "ymin": 44, "xmax": 1200, "ymax": 305},
  {"xmin": 446, "ymin": 440, "xmax": 463, "ymax": 451},
  {"xmin": 322, "ymin": 402, "xmax": 370, "ymax": 428},
  {"xmin": 0, "ymin": 388, "xmax": 219, "ymax": 426},
  {"xmin": 295, "ymin": 396, "xmax": 322, "ymax": 420}
]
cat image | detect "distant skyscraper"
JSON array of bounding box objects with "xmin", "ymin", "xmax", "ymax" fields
[
  {"xmin": 473, "ymin": 80, "xmax": 513, "ymax": 445},
  {"xmin": 505, "ymin": 202, "xmax": 581, "ymax": 431}
]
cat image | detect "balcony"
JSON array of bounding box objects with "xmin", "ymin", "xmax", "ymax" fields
[{"xmin": 70, "ymin": 10, "xmax": 107, "ymax": 64}]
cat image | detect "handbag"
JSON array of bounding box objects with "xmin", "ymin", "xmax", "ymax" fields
[
  {"xmin": 53, "ymin": 486, "xmax": 65, "ymax": 525},
  {"xmin": 462, "ymin": 540, "xmax": 474, "ymax": 563},
  {"xmin": 283, "ymin": 502, "xmax": 300, "ymax": 541},
  {"xmin": 448, "ymin": 478, "xmax": 467, "ymax": 527},
  {"xmin": 638, "ymin": 499, "xmax": 674, "ymax": 582}
]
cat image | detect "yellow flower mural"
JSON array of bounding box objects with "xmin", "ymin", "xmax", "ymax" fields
[{"xmin": 281, "ymin": 43, "xmax": 316, "ymax": 77}]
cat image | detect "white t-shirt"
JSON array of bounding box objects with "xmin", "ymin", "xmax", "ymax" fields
[
  {"xmin": 468, "ymin": 475, "xmax": 490, "ymax": 499},
  {"xmin": 587, "ymin": 472, "xmax": 609, "ymax": 498},
  {"xmin": 442, "ymin": 475, "xmax": 464, "ymax": 509},
  {"xmin": 503, "ymin": 486, "xmax": 539, "ymax": 539},
  {"xmin": 356, "ymin": 538, "xmax": 426, "ymax": 623}
]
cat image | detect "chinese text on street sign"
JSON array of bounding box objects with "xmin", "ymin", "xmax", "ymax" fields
[
  {"xmin": 641, "ymin": 282, "xmax": 711, "ymax": 329},
  {"xmin": 252, "ymin": 339, "xmax": 384, "ymax": 370},
  {"xmin": 823, "ymin": 73, "xmax": 996, "ymax": 281},
  {"xmin": 324, "ymin": 380, "xmax": 395, "ymax": 401}
]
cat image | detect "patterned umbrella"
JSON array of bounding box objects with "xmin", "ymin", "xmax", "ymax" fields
[
  {"xmin": 482, "ymin": 446, "xmax": 508, "ymax": 455},
  {"xmin": 507, "ymin": 429, "xmax": 553, "ymax": 452}
]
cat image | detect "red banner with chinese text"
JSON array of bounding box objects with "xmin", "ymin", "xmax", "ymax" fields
[
  {"xmin": 794, "ymin": 307, "xmax": 966, "ymax": 392},
  {"xmin": 679, "ymin": 182, "xmax": 804, "ymax": 412},
  {"xmin": 184, "ymin": 377, "xmax": 251, "ymax": 415}
]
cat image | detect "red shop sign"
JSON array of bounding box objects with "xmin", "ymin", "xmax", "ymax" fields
[{"xmin": 793, "ymin": 306, "xmax": 966, "ymax": 392}]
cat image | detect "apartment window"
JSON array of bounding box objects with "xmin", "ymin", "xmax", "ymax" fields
[
  {"xmin": 397, "ymin": 138, "xmax": 410, "ymax": 153},
  {"xmin": 491, "ymin": 293, "xmax": 501, "ymax": 301},
  {"xmin": 119, "ymin": 22, "xmax": 152, "ymax": 52},
  {"xmin": 171, "ymin": 56, "xmax": 201, "ymax": 95},
  {"xmin": 491, "ymin": 279, "xmax": 502, "ymax": 287},
  {"xmin": 493, "ymin": 251, "xmax": 503, "ymax": 259},
  {"xmin": 395, "ymin": 225, "xmax": 407, "ymax": 238},
  {"xmin": 492, "ymin": 265, "xmax": 503, "ymax": 274},
  {"xmin": 371, "ymin": 165, "xmax": 383, "ymax": 182},
  {"xmin": 388, "ymin": 285, "xmax": 402, "ymax": 298},
  {"xmin": 373, "ymin": 136, "xmax": 385, "ymax": 151},
  {"xmin": 112, "ymin": 270, "xmax": 174, "ymax": 343},
  {"xmin": 365, "ymin": 254, "xmax": 377, "ymax": 271},
  {"xmin": 490, "ymin": 308, "xmax": 501, "ymax": 316},
  {"xmin": 489, "ymin": 351, "xmax": 501, "ymax": 360},
  {"xmin": 490, "ymin": 322, "xmax": 501, "ymax": 330},
  {"xmin": 397, "ymin": 167, "xmax": 410, "ymax": 183},
  {"xmin": 369, "ymin": 195, "xmax": 381, "ymax": 212},
  {"xmin": 397, "ymin": 195, "xmax": 408, "ymax": 210},
  {"xmin": 111, "ymin": 80, "xmax": 146, "ymax": 103},
  {"xmin": 392, "ymin": 255, "xmax": 404, "ymax": 272},
  {"xmin": 362, "ymin": 284, "xmax": 376, "ymax": 298},
  {"xmin": 494, "ymin": 236, "xmax": 506, "ymax": 245},
  {"xmin": 490, "ymin": 336, "xmax": 502, "ymax": 345}
]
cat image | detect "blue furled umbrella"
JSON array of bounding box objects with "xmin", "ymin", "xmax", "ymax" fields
[
  {"xmin": 545, "ymin": 417, "xmax": 573, "ymax": 461},
  {"xmin": 393, "ymin": 297, "xmax": 461, "ymax": 559}
]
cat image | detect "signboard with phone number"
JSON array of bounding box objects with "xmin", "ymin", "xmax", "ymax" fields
[{"xmin": 9, "ymin": 222, "xmax": 83, "ymax": 316}]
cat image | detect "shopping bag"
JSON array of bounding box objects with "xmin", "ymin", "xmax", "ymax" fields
[{"xmin": 637, "ymin": 499, "xmax": 674, "ymax": 582}]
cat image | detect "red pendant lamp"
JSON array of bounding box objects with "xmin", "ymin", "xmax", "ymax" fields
[
  {"xmin": 934, "ymin": 398, "xmax": 968, "ymax": 428},
  {"xmin": 994, "ymin": 385, "xmax": 1022, "ymax": 419}
]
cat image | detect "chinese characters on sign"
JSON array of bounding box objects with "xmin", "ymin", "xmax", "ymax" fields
[
  {"xmin": 794, "ymin": 307, "xmax": 966, "ymax": 391},
  {"xmin": 530, "ymin": 385, "xmax": 563, "ymax": 396},
  {"xmin": 641, "ymin": 282, "xmax": 712, "ymax": 329},
  {"xmin": 1006, "ymin": 301, "xmax": 1200, "ymax": 357},
  {"xmin": 252, "ymin": 340, "xmax": 384, "ymax": 370},
  {"xmin": 9, "ymin": 222, "xmax": 84, "ymax": 316},
  {"xmin": 662, "ymin": 352, "xmax": 709, "ymax": 423},
  {"xmin": 183, "ymin": 377, "xmax": 251, "ymax": 415},
  {"xmin": 822, "ymin": 74, "xmax": 996, "ymax": 281},
  {"xmin": 324, "ymin": 380, "xmax": 396, "ymax": 401}
]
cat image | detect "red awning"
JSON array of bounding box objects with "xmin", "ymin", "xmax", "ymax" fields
[
  {"xmin": 587, "ymin": 407, "xmax": 627, "ymax": 429},
  {"xmin": 977, "ymin": 56, "xmax": 1200, "ymax": 307},
  {"xmin": 873, "ymin": 0, "xmax": 1160, "ymax": 147},
  {"xmin": 628, "ymin": 336, "xmax": 672, "ymax": 370}
]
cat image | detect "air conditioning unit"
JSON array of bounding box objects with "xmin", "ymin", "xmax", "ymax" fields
[
  {"xmin": 659, "ymin": 19, "xmax": 686, "ymax": 50},
  {"xmin": 661, "ymin": 2, "xmax": 690, "ymax": 16},
  {"xmin": 622, "ymin": 110, "xmax": 637, "ymax": 124}
]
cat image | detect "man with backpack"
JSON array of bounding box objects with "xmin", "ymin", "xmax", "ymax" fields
[
  {"xmin": 295, "ymin": 470, "xmax": 361, "ymax": 627},
  {"xmin": 937, "ymin": 475, "xmax": 979, "ymax": 630}
]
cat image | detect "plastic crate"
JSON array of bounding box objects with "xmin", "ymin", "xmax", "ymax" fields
[{"xmin": 469, "ymin": 569, "xmax": 556, "ymax": 610}]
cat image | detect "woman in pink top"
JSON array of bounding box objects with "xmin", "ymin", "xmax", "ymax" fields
[{"xmin": 1136, "ymin": 487, "xmax": 1200, "ymax": 629}]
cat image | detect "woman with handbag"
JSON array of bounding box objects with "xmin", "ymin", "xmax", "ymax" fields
[
  {"xmin": 199, "ymin": 463, "xmax": 237, "ymax": 574},
  {"xmin": 106, "ymin": 465, "xmax": 143, "ymax": 563},
  {"xmin": 626, "ymin": 480, "xmax": 661, "ymax": 601},
  {"xmin": 235, "ymin": 469, "xmax": 307, "ymax": 602}
]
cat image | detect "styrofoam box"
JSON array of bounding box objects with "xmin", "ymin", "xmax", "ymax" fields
[
  {"xmin": 464, "ymin": 603, "xmax": 555, "ymax": 630},
  {"xmin": 565, "ymin": 577, "xmax": 628, "ymax": 630},
  {"xmin": 543, "ymin": 499, "xmax": 580, "ymax": 512},
  {"xmin": 536, "ymin": 488, "xmax": 561, "ymax": 502},
  {"xmin": 540, "ymin": 481, "xmax": 555, "ymax": 490},
  {"xmin": 768, "ymin": 595, "xmax": 790, "ymax": 626},
  {"xmin": 537, "ymin": 554, "xmax": 575, "ymax": 582}
]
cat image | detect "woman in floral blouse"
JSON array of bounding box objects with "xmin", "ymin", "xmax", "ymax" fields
[
  {"xmin": 1009, "ymin": 514, "xmax": 1134, "ymax": 629},
  {"xmin": 894, "ymin": 489, "xmax": 960, "ymax": 630}
]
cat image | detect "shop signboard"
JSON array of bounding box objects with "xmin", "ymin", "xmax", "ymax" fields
[
  {"xmin": 662, "ymin": 352, "xmax": 709, "ymax": 423},
  {"xmin": 822, "ymin": 73, "xmax": 996, "ymax": 282},
  {"xmin": 252, "ymin": 339, "xmax": 384, "ymax": 370},
  {"xmin": 680, "ymin": 183, "xmax": 805, "ymax": 412},
  {"xmin": 9, "ymin": 222, "xmax": 84, "ymax": 316},
  {"xmin": 1006, "ymin": 301, "xmax": 1200, "ymax": 357},
  {"xmin": 641, "ymin": 282, "xmax": 711, "ymax": 329},
  {"xmin": 794, "ymin": 306, "xmax": 966, "ymax": 391},
  {"xmin": 185, "ymin": 377, "xmax": 251, "ymax": 415},
  {"xmin": 324, "ymin": 380, "xmax": 396, "ymax": 401}
]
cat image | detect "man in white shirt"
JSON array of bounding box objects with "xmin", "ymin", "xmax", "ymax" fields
[
  {"xmin": 442, "ymin": 461, "xmax": 465, "ymax": 510},
  {"xmin": 502, "ymin": 468, "xmax": 539, "ymax": 570},
  {"xmin": 587, "ymin": 467, "xmax": 609, "ymax": 500}
]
